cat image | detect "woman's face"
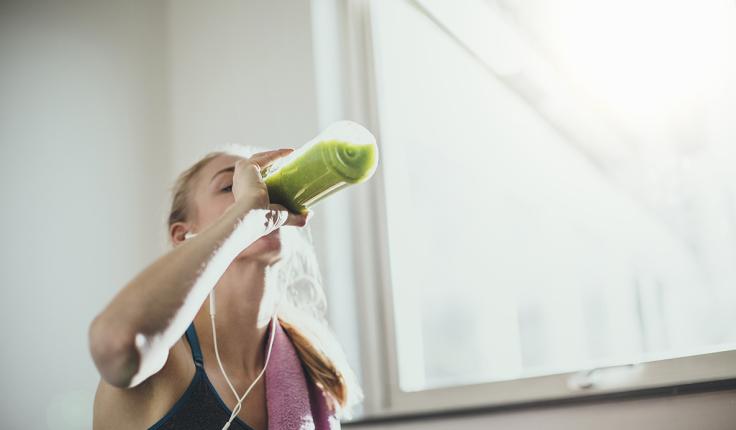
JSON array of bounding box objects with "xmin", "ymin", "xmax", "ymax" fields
[{"xmin": 182, "ymin": 154, "xmax": 282, "ymax": 265}]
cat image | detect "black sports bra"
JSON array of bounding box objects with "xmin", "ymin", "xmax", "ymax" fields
[{"xmin": 147, "ymin": 323, "xmax": 256, "ymax": 430}]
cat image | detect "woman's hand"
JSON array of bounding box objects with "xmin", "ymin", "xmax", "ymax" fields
[{"xmin": 232, "ymin": 149, "xmax": 310, "ymax": 227}]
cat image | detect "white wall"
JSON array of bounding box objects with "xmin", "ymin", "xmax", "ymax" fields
[
  {"xmin": 0, "ymin": 0, "xmax": 320, "ymax": 428},
  {"xmin": 0, "ymin": 1, "xmax": 168, "ymax": 428},
  {"xmin": 166, "ymin": 0, "xmax": 320, "ymax": 175}
]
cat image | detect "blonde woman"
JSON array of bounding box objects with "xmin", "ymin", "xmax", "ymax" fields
[{"xmin": 89, "ymin": 146, "xmax": 361, "ymax": 429}]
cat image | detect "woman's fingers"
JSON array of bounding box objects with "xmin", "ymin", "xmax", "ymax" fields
[
  {"xmin": 233, "ymin": 148, "xmax": 293, "ymax": 187},
  {"xmin": 247, "ymin": 148, "xmax": 294, "ymax": 173},
  {"xmin": 232, "ymin": 150, "xmax": 310, "ymax": 227},
  {"xmin": 268, "ymin": 204, "xmax": 309, "ymax": 227},
  {"xmin": 232, "ymin": 160, "xmax": 269, "ymax": 207}
]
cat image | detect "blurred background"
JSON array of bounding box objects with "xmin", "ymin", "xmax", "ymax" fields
[{"xmin": 2, "ymin": 0, "xmax": 736, "ymax": 429}]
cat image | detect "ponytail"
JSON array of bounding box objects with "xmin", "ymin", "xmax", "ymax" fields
[{"xmin": 278, "ymin": 317, "xmax": 347, "ymax": 411}]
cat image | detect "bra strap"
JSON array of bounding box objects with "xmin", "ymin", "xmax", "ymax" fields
[{"xmin": 184, "ymin": 323, "xmax": 204, "ymax": 367}]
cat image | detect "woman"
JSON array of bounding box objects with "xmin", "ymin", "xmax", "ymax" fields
[{"xmin": 89, "ymin": 145, "xmax": 361, "ymax": 429}]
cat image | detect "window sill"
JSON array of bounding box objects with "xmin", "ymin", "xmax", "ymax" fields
[{"xmin": 343, "ymin": 378, "xmax": 736, "ymax": 427}]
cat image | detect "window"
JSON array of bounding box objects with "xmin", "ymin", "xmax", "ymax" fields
[{"xmin": 320, "ymin": 0, "xmax": 736, "ymax": 417}]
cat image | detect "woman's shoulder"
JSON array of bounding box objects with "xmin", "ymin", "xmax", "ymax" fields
[{"xmin": 92, "ymin": 336, "xmax": 196, "ymax": 430}]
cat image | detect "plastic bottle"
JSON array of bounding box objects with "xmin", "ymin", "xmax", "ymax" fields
[{"xmin": 263, "ymin": 121, "xmax": 379, "ymax": 214}]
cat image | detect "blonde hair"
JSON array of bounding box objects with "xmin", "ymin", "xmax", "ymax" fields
[{"xmin": 167, "ymin": 144, "xmax": 363, "ymax": 418}]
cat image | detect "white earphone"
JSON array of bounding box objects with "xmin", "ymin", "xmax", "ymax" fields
[{"xmin": 183, "ymin": 230, "xmax": 277, "ymax": 430}]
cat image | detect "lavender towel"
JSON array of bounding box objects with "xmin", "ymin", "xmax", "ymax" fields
[{"xmin": 264, "ymin": 318, "xmax": 341, "ymax": 430}]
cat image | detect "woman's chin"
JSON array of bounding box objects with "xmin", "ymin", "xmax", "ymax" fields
[{"xmin": 236, "ymin": 230, "xmax": 282, "ymax": 263}]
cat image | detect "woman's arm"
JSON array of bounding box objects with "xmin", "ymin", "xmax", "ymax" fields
[{"xmin": 88, "ymin": 152, "xmax": 305, "ymax": 389}]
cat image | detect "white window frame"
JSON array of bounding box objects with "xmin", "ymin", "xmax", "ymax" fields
[{"xmin": 314, "ymin": 0, "xmax": 736, "ymax": 419}]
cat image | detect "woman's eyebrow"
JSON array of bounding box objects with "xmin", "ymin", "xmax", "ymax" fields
[{"xmin": 210, "ymin": 166, "xmax": 235, "ymax": 184}]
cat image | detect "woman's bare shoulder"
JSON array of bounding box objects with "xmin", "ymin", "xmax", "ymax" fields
[{"xmin": 92, "ymin": 336, "xmax": 196, "ymax": 430}]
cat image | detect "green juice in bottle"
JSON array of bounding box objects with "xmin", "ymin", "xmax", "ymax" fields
[{"xmin": 264, "ymin": 121, "xmax": 379, "ymax": 214}]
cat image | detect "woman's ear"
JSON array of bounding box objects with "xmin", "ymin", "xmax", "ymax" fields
[{"xmin": 170, "ymin": 222, "xmax": 191, "ymax": 246}]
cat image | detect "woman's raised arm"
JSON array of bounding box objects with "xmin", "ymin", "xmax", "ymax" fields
[{"xmin": 88, "ymin": 151, "xmax": 306, "ymax": 389}]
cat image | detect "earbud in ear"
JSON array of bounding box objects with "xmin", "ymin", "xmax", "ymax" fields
[{"xmin": 184, "ymin": 232, "xmax": 197, "ymax": 240}]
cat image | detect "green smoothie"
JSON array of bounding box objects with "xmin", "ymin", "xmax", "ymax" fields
[{"xmin": 264, "ymin": 139, "xmax": 378, "ymax": 214}]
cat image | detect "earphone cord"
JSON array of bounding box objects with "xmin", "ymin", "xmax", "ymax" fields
[{"xmin": 209, "ymin": 289, "xmax": 278, "ymax": 430}]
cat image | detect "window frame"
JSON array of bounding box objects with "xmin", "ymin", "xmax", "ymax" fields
[{"xmin": 328, "ymin": 0, "xmax": 736, "ymax": 419}]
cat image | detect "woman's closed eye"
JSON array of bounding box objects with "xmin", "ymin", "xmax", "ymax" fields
[{"xmin": 221, "ymin": 184, "xmax": 232, "ymax": 193}]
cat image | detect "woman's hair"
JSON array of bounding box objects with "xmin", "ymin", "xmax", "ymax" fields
[{"xmin": 167, "ymin": 144, "xmax": 363, "ymax": 418}]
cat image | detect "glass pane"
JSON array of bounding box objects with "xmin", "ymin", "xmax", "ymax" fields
[{"xmin": 371, "ymin": 0, "xmax": 736, "ymax": 392}]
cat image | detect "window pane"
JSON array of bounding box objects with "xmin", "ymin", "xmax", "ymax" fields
[{"xmin": 372, "ymin": 0, "xmax": 736, "ymax": 392}]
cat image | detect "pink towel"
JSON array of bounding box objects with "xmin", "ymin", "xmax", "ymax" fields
[{"xmin": 264, "ymin": 318, "xmax": 341, "ymax": 430}]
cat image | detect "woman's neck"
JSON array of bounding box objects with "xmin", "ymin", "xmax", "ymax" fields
[{"xmin": 194, "ymin": 258, "xmax": 273, "ymax": 380}]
